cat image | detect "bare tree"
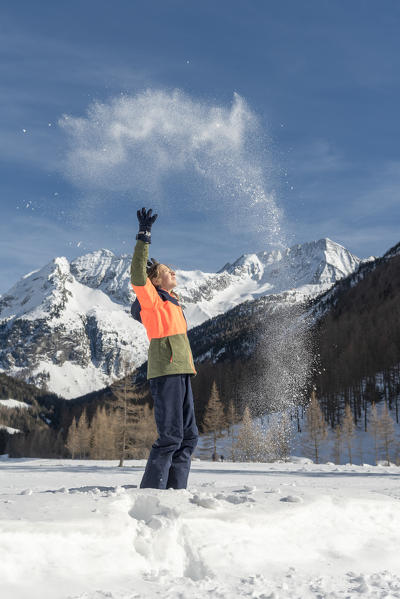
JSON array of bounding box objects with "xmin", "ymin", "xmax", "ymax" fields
[
  {"xmin": 89, "ymin": 406, "xmax": 116, "ymax": 459},
  {"xmin": 265, "ymin": 411, "xmax": 292, "ymax": 461},
  {"xmin": 303, "ymin": 389, "xmax": 328, "ymax": 464},
  {"xmin": 131, "ymin": 404, "xmax": 157, "ymax": 458},
  {"xmin": 202, "ymin": 381, "xmax": 227, "ymax": 457},
  {"xmin": 66, "ymin": 417, "xmax": 79, "ymax": 459},
  {"xmin": 341, "ymin": 403, "xmax": 356, "ymax": 465},
  {"xmin": 113, "ymin": 374, "xmax": 156, "ymax": 463},
  {"xmin": 332, "ymin": 424, "xmax": 342, "ymax": 464},
  {"xmin": 75, "ymin": 409, "xmax": 90, "ymax": 459},
  {"xmin": 114, "ymin": 361, "xmax": 136, "ymax": 467},
  {"xmin": 236, "ymin": 405, "xmax": 266, "ymax": 462},
  {"xmin": 378, "ymin": 403, "xmax": 396, "ymax": 466},
  {"xmin": 368, "ymin": 402, "xmax": 379, "ymax": 465},
  {"xmin": 227, "ymin": 400, "xmax": 238, "ymax": 461}
]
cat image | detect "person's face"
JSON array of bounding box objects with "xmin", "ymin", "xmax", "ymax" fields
[{"xmin": 157, "ymin": 264, "xmax": 177, "ymax": 291}]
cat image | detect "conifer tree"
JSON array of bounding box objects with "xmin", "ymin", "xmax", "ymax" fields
[
  {"xmin": 112, "ymin": 363, "xmax": 153, "ymax": 463},
  {"xmin": 236, "ymin": 405, "xmax": 253, "ymax": 461},
  {"xmin": 332, "ymin": 424, "xmax": 342, "ymax": 464},
  {"xmin": 368, "ymin": 402, "xmax": 379, "ymax": 465},
  {"xmin": 202, "ymin": 381, "xmax": 227, "ymax": 456},
  {"xmin": 102, "ymin": 407, "xmax": 117, "ymax": 459},
  {"xmin": 378, "ymin": 403, "xmax": 395, "ymax": 466},
  {"xmin": 89, "ymin": 406, "xmax": 116, "ymax": 459},
  {"xmin": 55, "ymin": 430, "xmax": 66, "ymax": 459},
  {"xmin": 341, "ymin": 403, "xmax": 355, "ymax": 465},
  {"xmin": 133, "ymin": 404, "xmax": 157, "ymax": 458},
  {"xmin": 227, "ymin": 400, "xmax": 237, "ymax": 461},
  {"xmin": 66, "ymin": 417, "xmax": 79, "ymax": 459},
  {"xmin": 89, "ymin": 408, "xmax": 101, "ymax": 459},
  {"xmin": 236, "ymin": 405, "xmax": 266, "ymax": 462},
  {"xmin": 303, "ymin": 389, "xmax": 328, "ymax": 464},
  {"xmin": 76, "ymin": 409, "xmax": 90, "ymax": 459},
  {"xmin": 227, "ymin": 400, "xmax": 237, "ymax": 433},
  {"xmin": 355, "ymin": 434, "xmax": 364, "ymax": 466},
  {"xmin": 114, "ymin": 366, "xmax": 135, "ymax": 467},
  {"xmin": 266, "ymin": 411, "xmax": 292, "ymax": 461}
]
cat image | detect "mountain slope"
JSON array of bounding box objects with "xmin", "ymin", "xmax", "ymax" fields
[
  {"xmin": 314, "ymin": 250, "xmax": 400, "ymax": 406},
  {"xmin": 183, "ymin": 240, "xmax": 400, "ymax": 431}
]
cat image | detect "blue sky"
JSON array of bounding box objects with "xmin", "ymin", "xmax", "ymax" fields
[{"xmin": 1, "ymin": 0, "xmax": 400, "ymax": 293}]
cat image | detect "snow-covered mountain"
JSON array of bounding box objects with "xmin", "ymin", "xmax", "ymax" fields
[
  {"xmin": 0, "ymin": 238, "xmax": 365, "ymax": 398},
  {"xmin": 177, "ymin": 238, "xmax": 364, "ymax": 326},
  {"xmin": 0, "ymin": 257, "xmax": 147, "ymax": 399}
]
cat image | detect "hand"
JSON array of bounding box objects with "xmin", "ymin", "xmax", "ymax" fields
[{"xmin": 136, "ymin": 207, "xmax": 158, "ymax": 243}]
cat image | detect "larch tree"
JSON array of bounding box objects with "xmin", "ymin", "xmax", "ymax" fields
[
  {"xmin": 341, "ymin": 403, "xmax": 356, "ymax": 465},
  {"xmin": 132, "ymin": 404, "xmax": 157, "ymax": 458},
  {"xmin": 378, "ymin": 403, "xmax": 396, "ymax": 466},
  {"xmin": 265, "ymin": 411, "xmax": 292, "ymax": 462},
  {"xmin": 89, "ymin": 406, "xmax": 116, "ymax": 459},
  {"xmin": 236, "ymin": 405, "xmax": 265, "ymax": 462},
  {"xmin": 368, "ymin": 402, "xmax": 380, "ymax": 465},
  {"xmin": 202, "ymin": 381, "xmax": 227, "ymax": 457},
  {"xmin": 227, "ymin": 400, "xmax": 238, "ymax": 461},
  {"xmin": 113, "ymin": 364, "xmax": 140, "ymax": 467},
  {"xmin": 332, "ymin": 424, "xmax": 342, "ymax": 465},
  {"xmin": 226, "ymin": 400, "xmax": 237, "ymax": 433},
  {"xmin": 76, "ymin": 409, "xmax": 90, "ymax": 459},
  {"xmin": 303, "ymin": 389, "xmax": 328, "ymax": 464},
  {"xmin": 66, "ymin": 417, "xmax": 79, "ymax": 459}
]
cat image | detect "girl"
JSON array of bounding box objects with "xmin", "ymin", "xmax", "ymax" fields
[{"xmin": 130, "ymin": 207, "xmax": 198, "ymax": 489}]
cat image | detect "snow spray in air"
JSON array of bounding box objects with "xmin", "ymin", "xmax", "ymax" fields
[
  {"xmin": 59, "ymin": 89, "xmax": 281, "ymax": 241},
  {"xmin": 60, "ymin": 88, "xmax": 313, "ymax": 455}
]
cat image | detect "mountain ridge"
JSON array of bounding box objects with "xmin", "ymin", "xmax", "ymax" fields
[{"xmin": 0, "ymin": 237, "xmax": 364, "ymax": 398}]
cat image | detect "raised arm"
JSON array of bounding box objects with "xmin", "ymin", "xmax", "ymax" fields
[{"xmin": 130, "ymin": 207, "xmax": 160, "ymax": 309}]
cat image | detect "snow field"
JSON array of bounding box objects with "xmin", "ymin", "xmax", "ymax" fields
[{"xmin": 1, "ymin": 458, "xmax": 400, "ymax": 598}]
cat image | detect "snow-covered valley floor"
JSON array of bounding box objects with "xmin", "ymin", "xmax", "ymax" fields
[{"xmin": 1, "ymin": 457, "xmax": 400, "ymax": 599}]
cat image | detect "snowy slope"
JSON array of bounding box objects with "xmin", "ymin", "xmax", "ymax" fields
[
  {"xmin": 0, "ymin": 457, "xmax": 399, "ymax": 599},
  {"xmin": 0, "ymin": 238, "xmax": 363, "ymax": 398},
  {"xmin": 0, "ymin": 399, "xmax": 31, "ymax": 409}
]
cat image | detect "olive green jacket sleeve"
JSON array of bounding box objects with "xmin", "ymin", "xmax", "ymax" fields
[{"xmin": 130, "ymin": 240, "xmax": 149, "ymax": 286}]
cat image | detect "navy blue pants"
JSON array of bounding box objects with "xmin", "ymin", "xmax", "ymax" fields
[{"xmin": 140, "ymin": 374, "xmax": 199, "ymax": 490}]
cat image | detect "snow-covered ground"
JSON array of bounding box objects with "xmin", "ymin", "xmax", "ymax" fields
[{"xmin": 1, "ymin": 457, "xmax": 400, "ymax": 598}]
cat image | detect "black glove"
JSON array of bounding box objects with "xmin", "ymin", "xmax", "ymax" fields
[{"xmin": 136, "ymin": 207, "xmax": 158, "ymax": 243}]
